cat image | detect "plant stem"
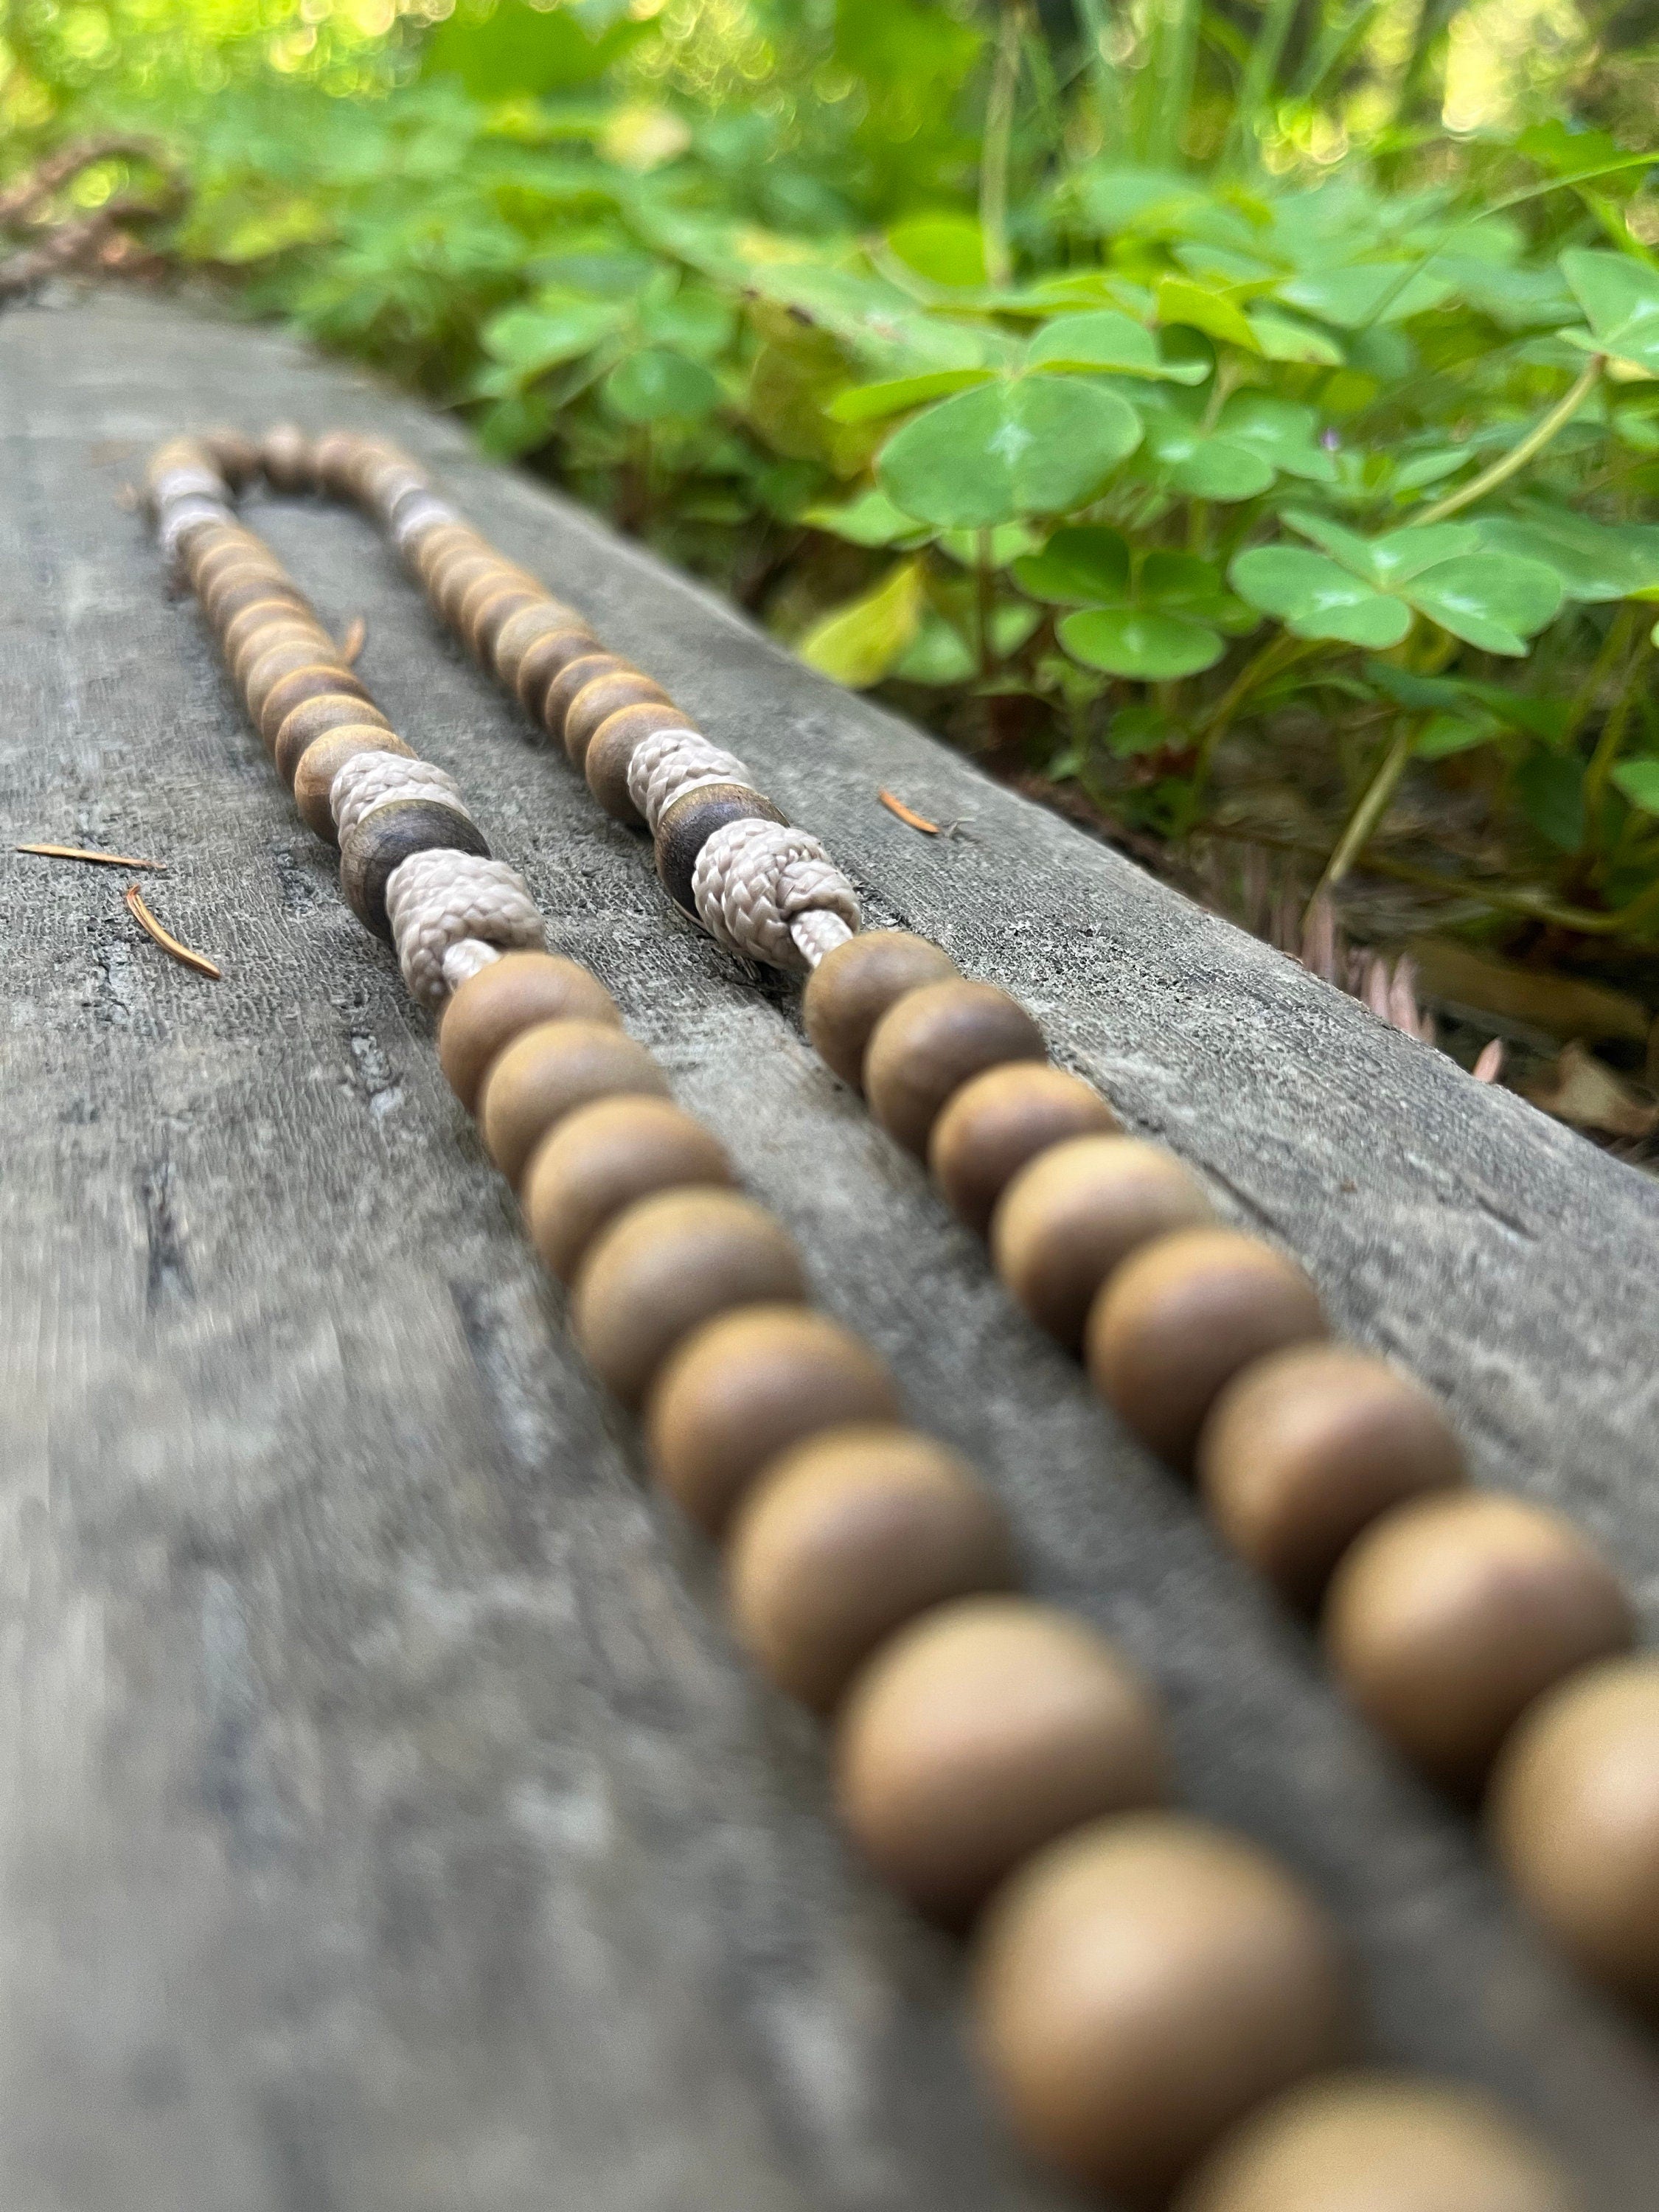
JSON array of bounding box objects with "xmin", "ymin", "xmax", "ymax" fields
[
  {"xmin": 1579, "ymin": 627, "xmax": 1655, "ymax": 856},
  {"xmin": 1150, "ymin": 0, "xmax": 1203, "ymax": 166},
  {"xmin": 1071, "ymin": 0, "xmax": 1125, "ymax": 152},
  {"xmin": 975, "ymin": 528, "xmax": 995, "ymax": 681},
  {"xmin": 1307, "ymin": 717, "xmax": 1419, "ymax": 914},
  {"xmin": 1190, "ymin": 630, "xmax": 1311, "ymax": 792},
  {"xmin": 1414, "ymin": 354, "xmax": 1604, "ymax": 526},
  {"xmin": 1562, "ymin": 601, "xmax": 1635, "ymax": 748},
  {"xmin": 1222, "ymin": 0, "xmax": 1300, "ymax": 170},
  {"xmin": 980, "ymin": 7, "xmax": 1023, "ymax": 290}
]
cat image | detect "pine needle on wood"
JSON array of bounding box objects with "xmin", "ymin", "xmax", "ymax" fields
[
  {"xmin": 125, "ymin": 883, "xmax": 221, "ymax": 980},
  {"xmin": 16, "ymin": 841, "xmax": 165, "ymax": 870}
]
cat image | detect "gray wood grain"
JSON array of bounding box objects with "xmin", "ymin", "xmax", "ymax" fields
[{"xmin": 3, "ymin": 291, "xmax": 1658, "ymax": 2212}]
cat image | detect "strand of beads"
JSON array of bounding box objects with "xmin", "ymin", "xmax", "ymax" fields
[{"xmin": 145, "ymin": 429, "xmax": 1580, "ymax": 2208}]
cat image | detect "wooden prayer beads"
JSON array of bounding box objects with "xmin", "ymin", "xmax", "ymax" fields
[
  {"xmin": 524, "ymin": 1096, "xmax": 735, "ymax": 1284},
  {"xmin": 438, "ymin": 949, "xmax": 622, "ymax": 1113},
  {"xmin": 479, "ymin": 1018, "xmax": 669, "ymax": 1190},
  {"xmin": 865, "ymin": 978, "xmax": 1048, "ymax": 1156}
]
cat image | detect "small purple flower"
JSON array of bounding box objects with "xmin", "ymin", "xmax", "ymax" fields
[{"xmin": 1321, "ymin": 428, "xmax": 1341, "ymax": 452}]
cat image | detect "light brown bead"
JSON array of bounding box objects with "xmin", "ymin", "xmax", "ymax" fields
[
  {"xmin": 219, "ymin": 595, "xmax": 314, "ymax": 661},
  {"xmin": 928, "ymin": 1062, "xmax": 1119, "ymax": 1235},
  {"xmin": 1324, "ymin": 1492, "xmax": 1633, "ymax": 1795},
  {"xmin": 494, "ymin": 600, "xmax": 591, "ymax": 692},
  {"xmin": 515, "ymin": 625, "xmax": 604, "ymax": 723},
  {"xmin": 260, "ymin": 422, "xmax": 315, "ymax": 493},
  {"xmin": 835, "ymin": 1596, "xmax": 1167, "ymax": 1924},
  {"xmin": 257, "ymin": 663, "xmax": 373, "ymax": 750},
  {"xmin": 865, "ymin": 979, "xmax": 1046, "ymax": 1158},
  {"xmin": 294, "ymin": 727, "xmax": 415, "ymax": 841},
  {"xmin": 1197, "ymin": 1346, "xmax": 1464, "ymax": 1609},
  {"xmin": 201, "ymin": 426, "xmax": 261, "ymax": 489},
  {"xmin": 992, "ymin": 1135, "xmax": 1214, "ymax": 1350},
  {"xmin": 524, "ymin": 1094, "xmax": 734, "ymax": 1284},
  {"xmin": 975, "ymin": 1814, "xmax": 1350, "ymax": 2202},
  {"xmin": 459, "ymin": 574, "xmax": 538, "ymax": 657},
  {"xmin": 538, "ymin": 651, "xmax": 633, "ymax": 752},
  {"xmin": 1489, "ymin": 1657, "xmax": 1659, "ymax": 2012},
  {"xmin": 480, "ymin": 1019, "xmax": 669, "ymax": 1192},
  {"xmin": 274, "ymin": 698, "xmax": 392, "ymax": 787},
  {"xmin": 585, "ymin": 702, "xmax": 700, "ymax": 823},
  {"xmin": 312, "ymin": 428, "xmax": 370, "ymax": 499},
  {"xmin": 434, "ymin": 551, "xmax": 504, "ymax": 629},
  {"xmin": 564, "ymin": 669, "xmax": 672, "ymax": 768},
  {"xmin": 204, "ymin": 575, "xmax": 307, "ymax": 633},
  {"xmin": 645, "ymin": 1307, "xmax": 900, "ymax": 1534},
  {"xmin": 412, "ymin": 524, "xmax": 481, "ymax": 587},
  {"xmin": 246, "ymin": 642, "xmax": 351, "ymax": 728},
  {"xmin": 1174, "ymin": 2073, "xmax": 1578, "ymax": 2212},
  {"xmin": 437, "ymin": 951, "xmax": 622, "ymax": 1115},
  {"xmin": 728, "ymin": 1427, "xmax": 1015, "ymax": 1713},
  {"xmin": 472, "ymin": 585, "xmax": 546, "ymax": 667},
  {"xmin": 1087, "ymin": 1228, "xmax": 1326, "ymax": 1470},
  {"xmin": 802, "ymin": 931, "xmax": 961, "ymax": 1090},
  {"xmin": 229, "ymin": 618, "xmax": 326, "ymax": 688},
  {"xmin": 574, "ymin": 1192, "xmax": 808, "ymax": 1409}
]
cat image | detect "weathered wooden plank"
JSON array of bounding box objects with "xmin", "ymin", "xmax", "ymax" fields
[{"xmin": 2, "ymin": 291, "xmax": 1657, "ymax": 2212}]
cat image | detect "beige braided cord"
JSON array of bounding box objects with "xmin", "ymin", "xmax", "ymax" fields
[
  {"xmin": 330, "ymin": 750, "xmax": 472, "ymax": 844},
  {"xmin": 384, "ymin": 848, "xmax": 546, "ymax": 1009},
  {"xmin": 692, "ymin": 818, "xmax": 861, "ymax": 972}
]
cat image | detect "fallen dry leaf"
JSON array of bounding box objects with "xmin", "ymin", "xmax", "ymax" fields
[{"xmin": 1521, "ymin": 1040, "xmax": 1657, "ymax": 1140}]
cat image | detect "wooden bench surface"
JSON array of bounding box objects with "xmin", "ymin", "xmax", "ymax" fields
[{"xmin": 3, "ymin": 291, "xmax": 1657, "ymax": 2211}]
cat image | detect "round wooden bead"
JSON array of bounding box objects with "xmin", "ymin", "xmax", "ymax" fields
[
  {"xmin": 274, "ymin": 697, "xmax": 392, "ymax": 787},
  {"xmin": 294, "ymin": 727, "xmax": 415, "ymax": 842},
  {"xmin": 585, "ymin": 702, "xmax": 700, "ymax": 824},
  {"xmin": 574, "ymin": 1192, "xmax": 808, "ymax": 1410},
  {"xmin": 1488, "ymin": 1657, "xmax": 1659, "ymax": 2011},
  {"xmin": 563, "ymin": 669, "xmax": 672, "ymax": 768},
  {"xmin": 1197, "ymin": 1346, "xmax": 1465, "ymax": 1609},
  {"xmin": 728, "ymin": 1427, "xmax": 1015, "ymax": 1714},
  {"xmin": 1324, "ymin": 1492, "xmax": 1633, "ymax": 1795},
  {"xmin": 339, "ymin": 800, "xmax": 490, "ymax": 942},
  {"xmin": 974, "ymin": 1814, "xmax": 1350, "ymax": 2202},
  {"xmin": 311, "ymin": 428, "xmax": 369, "ymax": 499},
  {"xmin": 865, "ymin": 979, "xmax": 1047, "ymax": 1159},
  {"xmin": 1175, "ymin": 2073, "xmax": 1576, "ymax": 2212},
  {"xmin": 835, "ymin": 1596, "xmax": 1168, "ymax": 1924},
  {"xmin": 246, "ymin": 644, "xmax": 354, "ymax": 728},
  {"xmin": 493, "ymin": 600, "xmax": 588, "ymax": 692},
  {"xmin": 645, "ymin": 1306, "xmax": 901, "ymax": 1534},
  {"xmin": 472, "ymin": 585, "xmax": 546, "ymax": 666},
  {"xmin": 216, "ymin": 589, "xmax": 311, "ymax": 653},
  {"xmin": 928, "ymin": 1063, "xmax": 1119, "ymax": 1235},
  {"xmin": 655, "ymin": 787, "xmax": 787, "ymax": 917},
  {"xmin": 515, "ymin": 624, "xmax": 604, "ymax": 723},
  {"xmin": 230, "ymin": 617, "xmax": 326, "ymax": 687},
  {"xmin": 201, "ymin": 426, "xmax": 261, "ymax": 489},
  {"xmin": 992, "ymin": 1135, "xmax": 1214, "ymax": 1350},
  {"xmin": 258, "ymin": 663, "xmax": 373, "ymax": 750},
  {"xmin": 204, "ymin": 566, "xmax": 301, "ymax": 622},
  {"xmin": 437, "ymin": 950, "xmax": 622, "ymax": 1115},
  {"xmin": 524, "ymin": 1094, "xmax": 734, "ymax": 1284},
  {"xmin": 1087, "ymin": 1228, "xmax": 1327, "ymax": 1470},
  {"xmin": 412, "ymin": 524, "xmax": 481, "ymax": 587},
  {"xmin": 434, "ymin": 552, "xmax": 504, "ymax": 629},
  {"xmin": 459, "ymin": 573, "xmax": 538, "ymax": 657},
  {"xmin": 479, "ymin": 1020, "xmax": 669, "ymax": 1192},
  {"xmin": 802, "ymin": 931, "xmax": 961, "ymax": 1090},
  {"xmin": 539, "ymin": 652, "xmax": 636, "ymax": 754},
  {"xmin": 260, "ymin": 422, "xmax": 315, "ymax": 493}
]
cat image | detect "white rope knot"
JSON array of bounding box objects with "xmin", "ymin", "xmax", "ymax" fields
[
  {"xmin": 329, "ymin": 749, "xmax": 471, "ymax": 844},
  {"xmin": 626, "ymin": 727, "xmax": 752, "ymax": 835},
  {"xmin": 691, "ymin": 818, "xmax": 860, "ymax": 970},
  {"xmin": 442, "ymin": 938, "xmax": 504, "ymax": 993},
  {"xmin": 385, "ymin": 850, "xmax": 545, "ymax": 1009}
]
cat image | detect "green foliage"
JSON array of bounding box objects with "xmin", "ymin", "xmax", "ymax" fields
[{"xmin": 12, "ymin": 0, "xmax": 1659, "ymax": 947}]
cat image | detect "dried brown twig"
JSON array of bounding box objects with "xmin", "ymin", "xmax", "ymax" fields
[{"xmin": 125, "ymin": 884, "xmax": 220, "ymax": 979}]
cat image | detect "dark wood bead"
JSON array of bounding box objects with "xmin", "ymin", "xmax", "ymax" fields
[
  {"xmin": 865, "ymin": 979, "xmax": 1046, "ymax": 1157},
  {"xmin": 260, "ymin": 422, "xmax": 316, "ymax": 494},
  {"xmin": 563, "ymin": 668, "xmax": 671, "ymax": 767},
  {"xmin": 293, "ymin": 728, "xmax": 414, "ymax": 843},
  {"xmin": 339, "ymin": 800, "xmax": 490, "ymax": 941},
  {"xmin": 655, "ymin": 787, "xmax": 787, "ymax": 915},
  {"xmin": 493, "ymin": 599, "xmax": 588, "ymax": 691},
  {"xmin": 587, "ymin": 702, "xmax": 702, "ymax": 824},
  {"xmin": 539, "ymin": 652, "xmax": 635, "ymax": 753},
  {"xmin": 274, "ymin": 696, "xmax": 392, "ymax": 787},
  {"xmin": 1086, "ymin": 1228, "xmax": 1327, "ymax": 1470},
  {"xmin": 515, "ymin": 625, "xmax": 604, "ymax": 723},
  {"xmin": 802, "ymin": 930, "xmax": 960, "ymax": 1089},
  {"xmin": 928, "ymin": 1062, "xmax": 1119, "ymax": 1235},
  {"xmin": 1489, "ymin": 1656, "xmax": 1659, "ymax": 2013},
  {"xmin": 836, "ymin": 1598, "xmax": 1169, "ymax": 1924},
  {"xmin": 1324, "ymin": 1492, "xmax": 1633, "ymax": 1795},
  {"xmin": 438, "ymin": 952, "xmax": 622, "ymax": 1115},
  {"xmin": 258, "ymin": 663, "xmax": 375, "ymax": 751},
  {"xmin": 1178, "ymin": 2077, "xmax": 1578, "ymax": 2212},
  {"xmin": 312, "ymin": 429, "xmax": 371, "ymax": 500},
  {"xmin": 1197, "ymin": 1346, "xmax": 1465, "ymax": 1610},
  {"xmin": 975, "ymin": 1815, "xmax": 1350, "ymax": 2202}
]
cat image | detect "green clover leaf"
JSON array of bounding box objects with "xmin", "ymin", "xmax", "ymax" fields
[
  {"xmin": 877, "ymin": 375, "xmax": 1142, "ymax": 529},
  {"xmin": 1562, "ymin": 250, "xmax": 1659, "ymax": 376},
  {"xmin": 1026, "ymin": 310, "xmax": 1209, "ymax": 384}
]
